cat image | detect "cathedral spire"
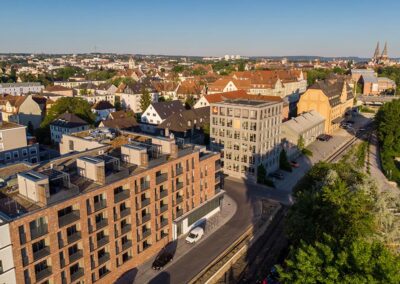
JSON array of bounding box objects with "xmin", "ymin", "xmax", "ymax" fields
[
  {"xmin": 382, "ymin": 42, "xmax": 388, "ymax": 58},
  {"xmin": 373, "ymin": 41, "xmax": 380, "ymax": 59}
]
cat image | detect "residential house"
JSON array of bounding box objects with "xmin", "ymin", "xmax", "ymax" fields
[
  {"xmin": 44, "ymin": 85, "xmax": 74, "ymax": 97},
  {"xmin": 0, "ymin": 82, "xmax": 44, "ymax": 96},
  {"xmin": 176, "ymin": 79, "xmax": 204, "ymax": 100},
  {"xmin": 92, "ymin": 101, "xmax": 116, "ymax": 122},
  {"xmin": 50, "ymin": 113, "xmax": 90, "ymax": 143},
  {"xmin": 141, "ymin": 101, "xmax": 185, "ymax": 125},
  {"xmin": 117, "ymin": 84, "xmax": 158, "ymax": 113}
]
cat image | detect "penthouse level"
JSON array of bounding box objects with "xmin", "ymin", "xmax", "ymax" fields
[{"xmin": 0, "ymin": 132, "xmax": 223, "ymax": 284}]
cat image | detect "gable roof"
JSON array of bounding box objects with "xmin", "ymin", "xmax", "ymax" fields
[
  {"xmin": 158, "ymin": 107, "xmax": 209, "ymax": 132},
  {"xmin": 283, "ymin": 110, "xmax": 325, "ymax": 134},
  {"xmin": 50, "ymin": 113, "xmax": 89, "ymax": 128},
  {"xmin": 309, "ymin": 78, "xmax": 353, "ymax": 107},
  {"xmin": 45, "ymin": 85, "xmax": 72, "ymax": 92},
  {"xmin": 150, "ymin": 100, "xmax": 185, "ymax": 120},
  {"xmin": 109, "ymin": 110, "xmax": 135, "ymax": 120},
  {"xmin": 92, "ymin": 100, "xmax": 115, "ymax": 110}
]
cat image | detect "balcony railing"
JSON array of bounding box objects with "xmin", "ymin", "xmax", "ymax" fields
[
  {"xmin": 140, "ymin": 198, "xmax": 150, "ymax": 208},
  {"xmin": 120, "ymin": 224, "xmax": 132, "ymax": 236},
  {"xmin": 97, "ymin": 236, "xmax": 109, "ymax": 248},
  {"xmin": 138, "ymin": 213, "xmax": 151, "ymax": 225},
  {"xmin": 176, "ymin": 182, "xmax": 184, "ymax": 190},
  {"xmin": 121, "ymin": 240, "xmax": 132, "ymax": 251},
  {"xmin": 140, "ymin": 181, "xmax": 150, "ymax": 192},
  {"xmin": 70, "ymin": 268, "xmax": 84, "ymax": 282},
  {"xmin": 158, "ymin": 204, "xmax": 168, "ymax": 214},
  {"xmin": 120, "ymin": 207, "xmax": 131, "ymax": 219},
  {"xmin": 35, "ymin": 267, "xmax": 52, "ymax": 282},
  {"xmin": 30, "ymin": 225, "xmax": 48, "ymax": 240},
  {"xmin": 158, "ymin": 190, "xmax": 168, "ymax": 200},
  {"xmin": 58, "ymin": 211, "xmax": 80, "ymax": 228},
  {"xmin": 157, "ymin": 219, "xmax": 168, "ymax": 230},
  {"xmin": 67, "ymin": 231, "xmax": 81, "ymax": 245},
  {"xmin": 215, "ymin": 175, "xmax": 221, "ymax": 184},
  {"xmin": 98, "ymin": 252, "xmax": 110, "ymax": 266},
  {"xmin": 175, "ymin": 167, "xmax": 183, "ymax": 176},
  {"xmin": 95, "ymin": 218, "xmax": 108, "ymax": 231},
  {"xmin": 138, "ymin": 229, "xmax": 151, "ymax": 241},
  {"xmin": 114, "ymin": 190, "xmax": 130, "ymax": 203},
  {"xmin": 69, "ymin": 250, "xmax": 83, "ymax": 263},
  {"xmin": 33, "ymin": 247, "xmax": 50, "ymax": 261},
  {"xmin": 156, "ymin": 173, "xmax": 168, "ymax": 185},
  {"xmin": 175, "ymin": 196, "xmax": 183, "ymax": 205},
  {"xmin": 94, "ymin": 200, "xmax": 107, "ymax": 212},
  {"xmin": 175, "ymin": 209, "xmax": 183, "ymax": 218}
]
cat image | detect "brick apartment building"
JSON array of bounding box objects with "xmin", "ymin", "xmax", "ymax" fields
[{"xmin": 0, "ymin": 130, "xmax": 223, "ymax": 284}]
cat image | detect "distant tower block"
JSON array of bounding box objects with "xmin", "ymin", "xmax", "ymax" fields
[{"xmin": 129, "ymin": 56, "xmax": 136, "ymax": 69}]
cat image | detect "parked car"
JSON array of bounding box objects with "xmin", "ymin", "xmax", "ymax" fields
[
  {"xmin": 186, "ymin": 227, "xmax": 204, "ymax": 244},
  {"xmin": 270, "ymin": 172, "xmax": 284, "ymax": 180},
  {"xmin": 290, "ymin": 161, "xmax": 299, "ymax": 168},
  {"xmin": 317, "ymin": 134, "xmax": 332, "ymax": 142},
  {"xmin": 152, "ymin": 250, "xmax": 173, "ymax": 270}
]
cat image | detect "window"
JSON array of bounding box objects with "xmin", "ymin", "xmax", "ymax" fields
[
  {"xmin": 22, "ymin": 149, "xmax": 28, "ymax": 157},
  {"xmin": 29, "ymin": 147, "xmax": 37, "ymax": 155},
  {"xmin": 99, "ymin": 265, "xmax": 109, "ymax": 278},
  {"xmin": 5, "ymin": 153, "xmax": 11, "ymax": 161},
  {"xmin": 13, "ymin": 151, "xmax": 19, "ymax": 158},
  {"xmin": 69, "ymin": 140, "xmax": 74, "ymax": 151}
]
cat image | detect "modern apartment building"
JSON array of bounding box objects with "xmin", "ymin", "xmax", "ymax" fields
[
  {"xmin": 210, "ymin": 98, "xmax": 283, "ymax": 180},
  {"xmin": 0, "ymin": 121, "xmax": 39, "ymax": 164},
  {"xmin": 0, "ymin": 130, "xmax": 223, "ymax": 284}
]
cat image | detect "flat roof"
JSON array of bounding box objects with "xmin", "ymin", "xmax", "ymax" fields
[
  {"xmin": 0, "ymin": 121, "xmax": 25, "ymax": 131},
  {"xmin": 215, "ymin": 99, "xmax": 278, "ymax": 107}
]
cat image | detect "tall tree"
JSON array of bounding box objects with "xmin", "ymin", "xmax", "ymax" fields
[{"xmin": 140, "ymin": 89, "xmax": 152, "ymax": 112}]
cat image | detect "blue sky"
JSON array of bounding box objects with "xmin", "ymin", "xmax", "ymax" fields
[{"xmin": 1, "ymin": 0, "xmax": 399, "ymax": 57}]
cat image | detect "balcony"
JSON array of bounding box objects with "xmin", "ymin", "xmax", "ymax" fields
[
  {"xmin": 98, "ymin": 252, "xmax": 110, "ymax": 266},
  {"xmin": 140, "ymin": 198, "xmax": 150, "ymax": 208},
  {"xmin": 95, "ymin": 218, "xmax": 108, "ymax": 231},
  {"xmin": 157, "ymin": 219, "xmax": 168, "ymax": 230},
  {"xmin": 70, "ymin": 268, "xmax": 84, "ymax": 282},
  {"xmin": 114, "ymin": 190, "xmax": 130, "ymax": 203},
  {"xmin": 121, "ymin": 240, "xmax": 132, "ymax": 251},
  {"xmin": 175, "ymin": 209, "xmax": 183, "ymax": 218},
  {"xmin": 69, "ymin": 250, "xmax": 83, "ymax": 263},
  {"xmin": 30, "ymin": 225, "xmax": 48, "ymax": 240},
  {"xmin": 33, "ymin": 247, "xmax": 50, "ymax": 261},
  {"xmin": 158, "ymin": 204, "xmax": 168, "ymax": 214},
  {"xmin": 138, "ymin": 213, "xmax": 151, "ymax": 225},
  {"xmin": 97, "ymin": 236, "xmax": 109, "ymax": 248},
  {"xmin": 120, "ymin": 207, "xmax": 131, "ymax": 219},
  {"xmin": 94, "ymin": 200, "xmax": 107, "ymax": 212},
  {"xmin": 158, "ymin": 190, "xmax": 168, "ymax": 200},
  {"xmin": 58, "ymin": 211, "xmax": 80, "ymax": 228},
  {"xmin": 215, "ymin": 175, "xmax": 221, "ymax": 184},
  {"xmin": 176, "ymin": 182, "xmax": 184, "ymax": 190},
  {"xmin": 35, "ymin": 267, "xmax": 52, "ymax": 282},
  {"xmin": 139, "ymin": 181, "xmax": 150, "ymax": 192},
  {"xmin": 216, "ymin": 163, "xmax": 222, "ymax": 171},
  {"xmin": 174, "ymin": 196, "xmax": 183, "ymax": 205},
  {"xmin": 67, "ymin": 231, "xmax": 81, "ymax": 245},
  {"xmin": 175, "ymin": 167, "xmax": 183, "ymax": 176},
  {"xmin": 138, "ymin": 229, "xmax": 151, "ymax": 241},
  {"xmin": 120, "ymin": 224, "xmax": 132, "ymax": 236},
  {"xmin": 156, "ymin": 173, "xmax": 168, "ymax": 185}
]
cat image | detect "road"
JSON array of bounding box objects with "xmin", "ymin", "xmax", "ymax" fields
[{"xmin": 146, "ymin": 179, "xmax": 257, "ymax": 284}]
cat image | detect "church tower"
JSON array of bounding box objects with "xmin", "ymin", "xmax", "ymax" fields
[
  {"xmin": 381, "ymin": 42, "xmax": 388, "ymax": 60},
  {"xmin": 373, "ymin": 42, "xmax": 380, "ymax": 62},
  {"xmin": 129, "ymin": 56, "xmax": 136, "ymax": 69}
]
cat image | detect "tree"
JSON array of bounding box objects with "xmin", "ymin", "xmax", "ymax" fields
[
  {"xmin": 257, "ymin": 164, "xmax": 267, "ymax": 184},
  {"xmin": 306, "ymin": 69, "xmax": 332, "ymax": 86},
  {"xmin": 286, "ymin": 162, "xmax": 375, "ymax": 246},
  {"xmin": 172, "ymin": 65, "xmax": 185, "ymax": 73},
  {"xmin": 114, "ymin": 96, "xmax": 122, "ymax": 111},
  {"xmin": 27, "ymin": 121, "xmax": 34, "ymax": 135},
  {"xmin": 140, "ymin": 89, "xmax": 152, "ymax": 112},
  {"xmin": 279, "ymin": 149, "xmax": 292, "ymax": 172},
  {"xmin": 278, "ymin": 237, "xmax": 400, "ymax": 284},
  {"xmin": 203, "ymin": 123, "xmax": 210, "ymax": 146},
  {"xmin": 184, "ymin": 95, "xmax": 196, "ymax": 109},
  {"xmin": 41, "ymin": 97, "xmax": 96, "ymax": 129}
]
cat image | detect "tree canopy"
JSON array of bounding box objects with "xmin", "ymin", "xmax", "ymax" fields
[
  {"xmin": 41, "ymin": 97, "xmax": 95, "ymax": 128},
  {"xmin": 140, "ymin": 89, "xmax": 152, "ymax": 112}
]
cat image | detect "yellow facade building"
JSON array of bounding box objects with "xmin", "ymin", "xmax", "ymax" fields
[{"xmin": 297, "ymin": 78, "xmax": 354, "ymax": 134}]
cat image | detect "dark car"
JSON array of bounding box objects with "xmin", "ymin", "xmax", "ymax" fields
[
  {"xmin": 317, "ymin": 134, "xmax": 332, "ymax": 142},
  {"xmin": 152, "ymin": 250, "xmax": 173, "ymax": 270},
  {"xmin": 270, "ymin": 172, "xmax": 284, "ymax": 180}
]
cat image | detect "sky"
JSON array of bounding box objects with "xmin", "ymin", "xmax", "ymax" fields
[{"xmin": 1, "ymin": 0, "xmax": 400, "ymax": 57}]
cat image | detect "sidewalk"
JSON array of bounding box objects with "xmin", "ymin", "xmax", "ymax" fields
[{"xmin": 128, "ymin": 195, "xmax": 237, "ymax": 284}]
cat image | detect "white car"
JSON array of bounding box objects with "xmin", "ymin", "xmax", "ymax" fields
[{"xmin": 185, "ymin": 227, "xmax": 204, "ymax": 244}]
